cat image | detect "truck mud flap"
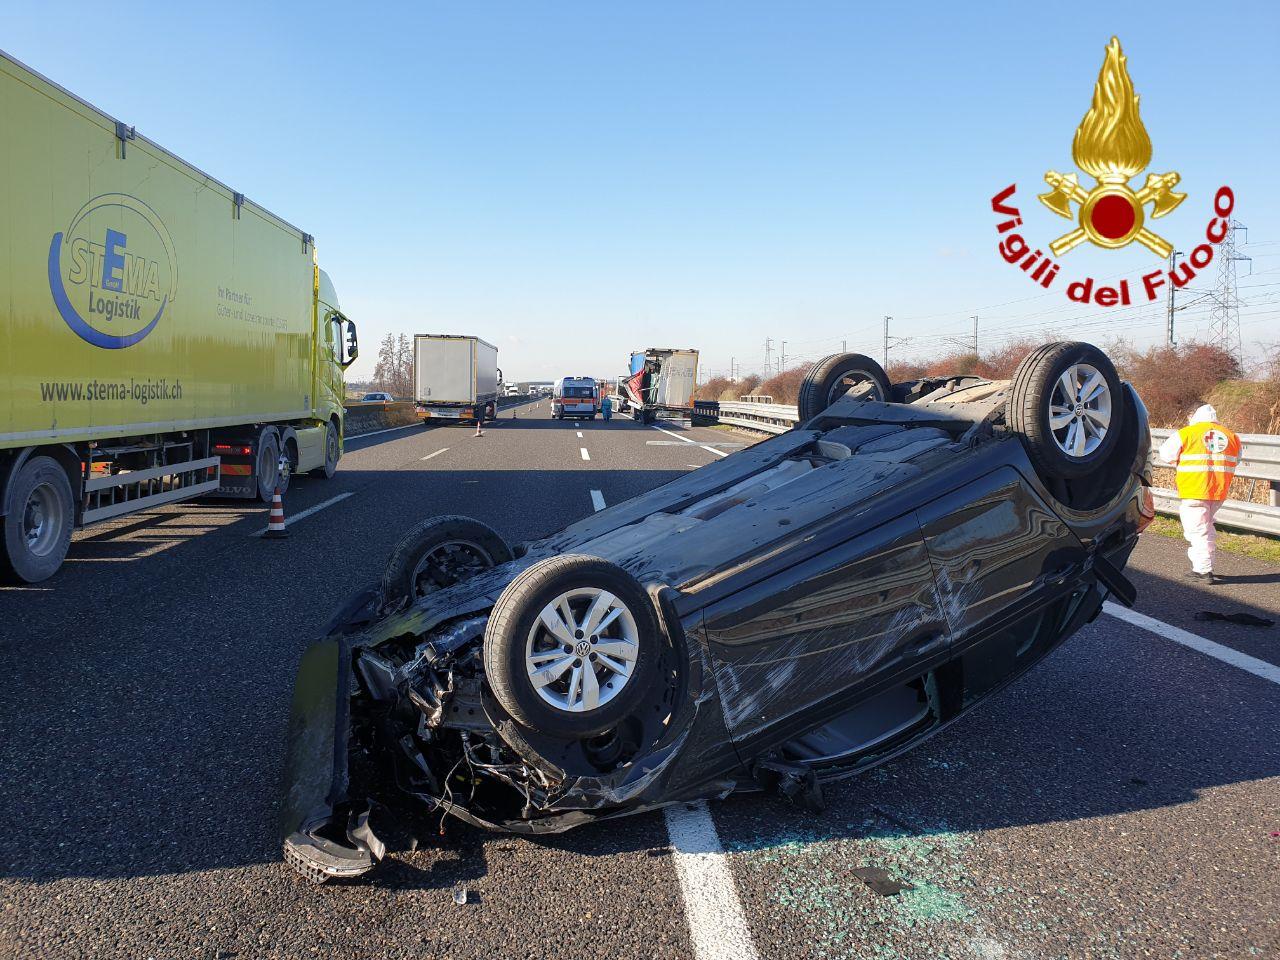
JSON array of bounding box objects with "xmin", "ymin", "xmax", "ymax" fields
[{"xmin": 279, "ymin": 637, "xmax": 380, "ymax": 882}]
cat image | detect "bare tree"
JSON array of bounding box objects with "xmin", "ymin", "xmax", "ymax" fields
[{"xmin": 372, "ymin": 333, "xmax": 397, "ymax": 394}]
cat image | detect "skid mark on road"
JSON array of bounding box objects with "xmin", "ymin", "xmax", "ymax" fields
[
  {"xmin": 665, "ymin": 802, "xmax": 760, "ymax": 960},
  {"xmin": 1104, "ymin": 602, "xmax": 1280, "ymax": 685}
]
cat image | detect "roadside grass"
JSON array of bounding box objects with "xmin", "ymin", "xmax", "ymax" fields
[{"xmin": 1145, "ymin": 515, "xmax": 1280, "ymax": 566}]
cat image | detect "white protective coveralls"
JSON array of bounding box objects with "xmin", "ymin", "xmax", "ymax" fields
[{"xmin": 1157, "ymin": 404, "xmax": 1231, "ymax": 575}]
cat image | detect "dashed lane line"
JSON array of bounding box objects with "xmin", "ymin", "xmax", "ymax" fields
[
  {"xmin": 664, "ymin": 802, "xmax": 761, "ymax": 960},
  {"xmin": 577, "ymin": 431, "xmax": 583, "ymax": 438},
  {"xmin": 420, "ymin": 448, "xmax": 449, "ymax": 461},
  {"xmin": 580, "ymin": 447, "xmax": 591, "ymax": 461},
  {"xmin": 590, "ymin": 489, "xmax": 606, "ymax": 512},
  {"xmin": 253, "ymin": 492, "xmax": 353, "ymax": 536},
  {"xmin": 1104, "ymin": 602, "xmax": 1280, "ymax": 685},
  {"xmin": 650, "ymin": 424, "xmax": 729, "ymax": 458}
]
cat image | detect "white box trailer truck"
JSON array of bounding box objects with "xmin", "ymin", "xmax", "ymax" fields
[
  {"xmin": 617, "ymin": 348, "xmax": 699, "ymax": 423},
  {"xmin": 413, "ymin": 335, "xmax": 499, "ymax": 425},
  {"xmin": 0, "ymin": 50, "xmax": 358, "ymax": 582}
]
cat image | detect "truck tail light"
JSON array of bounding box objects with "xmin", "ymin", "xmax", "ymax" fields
[{"xmin": 213, "ymin": 443, "xmax": 253, "ymax": 457}]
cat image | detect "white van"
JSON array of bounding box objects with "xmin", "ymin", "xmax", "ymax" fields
[{"xmin": 552, "ymin": 377, "xmax": 599, "ymax": 419}]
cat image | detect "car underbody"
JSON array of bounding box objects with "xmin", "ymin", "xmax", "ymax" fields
[{"xmin": 281, "ymin": 354, "xmax": 1152, "ymax": 883}]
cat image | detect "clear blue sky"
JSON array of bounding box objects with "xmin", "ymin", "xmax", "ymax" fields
[{"xmin": 7, "ymin": 1, "xmax": 1278, "ymax": 381}]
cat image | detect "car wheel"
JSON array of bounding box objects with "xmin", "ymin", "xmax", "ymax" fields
[
  {"xmin": 311, "ymin": 420, "xmax": 340, "ymax": 479},
  {"xmin": 380, "ymin": 515, "xmax": 513, "ymax": 609},
  {"xmin": 797, "ymin": 353, "xmax": 892, "ymax": 421},
  {"xmin": 1, "ymin": 456, "xmax": 74, "ymax": 583},
  {"xmin": 484, "ymin": 555, "xmax": 662, "ymax": 738},
  {"xmin": 1007, "ymin": 341, "xmax": 1125, "ymax": 480}
]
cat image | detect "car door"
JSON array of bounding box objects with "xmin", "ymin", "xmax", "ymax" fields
[
  {"xmin": 699, "ymin": 509, "xmax": 951, "ymax": 754},
  {"xmin": 916, "ymin": 466, "xmax": 1086, "ymax": 649}
]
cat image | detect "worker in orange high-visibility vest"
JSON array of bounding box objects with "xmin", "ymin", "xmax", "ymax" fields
[{"xmin": 1156, "ymin": 404, "xmax": 1241, "ymax": 584}]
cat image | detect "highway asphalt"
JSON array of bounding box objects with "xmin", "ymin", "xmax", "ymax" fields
[{"xmin": 1, "ymin": 400, "xmax": 1277, "ymax": 959}]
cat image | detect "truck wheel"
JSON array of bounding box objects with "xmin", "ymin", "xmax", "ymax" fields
[
  {"xmin": 1, "ymin": 456, "xmax": 74, "ymax": 583},
  {"xmin": 1007, "ymin": 341, "xmax": 1125, "ymax": 481},
  {"xmin": 797, "ymin": 353, "xmax": 892, "ymax": 421},
  {"xmin": 483, "ymin": 555, "xmax": 663, "ymax": 738},
  {"xmin": 379, "ymin": 515, "xmax": 513, "ymax": 609},
  {"xmin": 311, "ymin": 421, "xmax": 339, "ymax": 479},
  {"xmin": 256, "ymin": 431, "xmax": 283, "ymax": 501}
]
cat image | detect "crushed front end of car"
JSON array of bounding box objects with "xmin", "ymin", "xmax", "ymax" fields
[{"xmin": 280, "ymin": 573, "xmax": 738, "ymax": 882}]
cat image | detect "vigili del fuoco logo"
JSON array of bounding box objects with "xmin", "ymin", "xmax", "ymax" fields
[{"xmin": 990, "ymin": 37, "xmax": 1236, "ymax": 308}]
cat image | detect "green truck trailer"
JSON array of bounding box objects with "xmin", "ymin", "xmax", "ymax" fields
[{"xmin": 0, "ymin": 50, "xmax": 359, "ymax": 582}]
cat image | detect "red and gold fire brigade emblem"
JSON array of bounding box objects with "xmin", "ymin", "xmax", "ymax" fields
[{"xmin": 1039, "ymin": 37, "xmax": 1184, "ymax": 258}]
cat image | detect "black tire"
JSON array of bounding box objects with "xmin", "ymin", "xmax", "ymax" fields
[
  {"xmin": 311, "ymin": 420, "xmax": 340, "ymax": 479},
  {"xmin": 797, "ymin": 353, "xmax": 893, "ymax": 421},
  {"xmin": 256, "ymin": 430, "xmax": 284, "ymax": 502},
  {"xmin": 1007, "ymin": 341, "xmax": 1126, "ymax": 481},
  {"xmin": 484, "ymin": 555, "xmax": 663, "ymax": 738},
  {"xmin": 1, "ymin": 456, "xmax": 74, "ymax": 583},
  {"xmin": 379, "ymin": 515, "xmax": 513, "ymax": 609}
]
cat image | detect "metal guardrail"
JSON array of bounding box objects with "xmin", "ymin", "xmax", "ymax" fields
[
  {"xmin": 705, "ymin": 403, "xmax": 1280, "ymax": 537},
  {"xmin": 716, "ymin": 399, "xmax": 800, "ymax": 434}
]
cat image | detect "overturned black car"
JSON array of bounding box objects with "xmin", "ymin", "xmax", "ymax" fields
[{"xmin": 280, "ymin": 341, "xmax": 1154, "ymax": 881}]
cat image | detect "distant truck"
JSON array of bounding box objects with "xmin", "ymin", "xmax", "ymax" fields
[
  {"xmin": 0, "ymin": 50, "xmax": 358, "ymax": 582},
  {"xmin": 552, "ymin": 377, "xmax": 599, "ymax": 419},
  {"xmin": 617, "ymin": 348, "xmax": 699, "ymax": 424},
  {"xmin": 413, "ymin": 335, "xmax": 499, "ymax": 425}
]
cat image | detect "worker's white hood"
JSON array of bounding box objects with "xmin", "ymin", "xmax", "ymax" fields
[{"xmin": 1189, "ymin": 404, "xmax": 1218, "ymax": 425}]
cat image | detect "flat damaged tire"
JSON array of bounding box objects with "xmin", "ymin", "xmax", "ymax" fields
[
  {"xmin": 797, "ymin": 353, "xmax": 893, "ymax": 421},
  {"xmin": 484, "ymin": 555, "xmax": 662, "ymax": 738},
  {"xmin": 1008, "ymin": 341, "xmax": 1125, "ymax": 481},
  {"xmin": 379, "ymin": 515, "xmax": 513, "ymax": 609}
]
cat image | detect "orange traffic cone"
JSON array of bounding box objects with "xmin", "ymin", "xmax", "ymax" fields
[
  {"xmin": 473, "ymin": 419, "xmax": 484, "ymax": 438},
  {"xmin": 263, "ymin": 486, "xmax": 288, "ymax": 539}
]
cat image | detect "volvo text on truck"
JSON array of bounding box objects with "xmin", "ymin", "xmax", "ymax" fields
[
  {"xmin": 0, "ymin": 50, "xmax": 359, "ymax": 582},
  {"xmin": 413, "ymin": 335, "xmax": 499, "ymax": 425}
]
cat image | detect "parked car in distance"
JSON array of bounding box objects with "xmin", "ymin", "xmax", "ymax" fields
[
  {"xmin": 281, "ymin": 342, "xmax": 1153, "ymax": 883},
  {"xmin": 360, "ymin": 392, "xmax": 394, "ymax": 403}
]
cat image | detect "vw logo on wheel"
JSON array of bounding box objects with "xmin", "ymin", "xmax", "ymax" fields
[{"xmin": 574, "ymin": 640, "xmax": 591, "ymax": 658}]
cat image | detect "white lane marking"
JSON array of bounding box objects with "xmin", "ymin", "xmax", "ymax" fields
[
  {"xmin": 590, "ymin": 489, "xmax": 606, "ymax": 512},
  {"xmin": 1104, "ymin": 602, "xmax": 1280, "ymax": 685},
  {"xmin": 576, "ymin": 431, "xmax": 583, "ymax": 438},
  {"xmin": 580, "ymin": 447, "xmax": 591, "ymax": 461},
  {"xmin": 647, "ymin": 440, "xmax": 743, "ymax": 448},
  {"xmin": 254, "ymin": 492, "xmax": 353, "ymax": 536},
  {"xmin": 664, "ymin": 802, "xmax": 760, "ymax": 960},
  {"xmin": 420, "ymin": 447, "xmax": 449, "ymax": 461},
  {"xmin": 651, "ymin": 424, "xmax": 729, "ymax": 458},
  {"xmin": 348, "ymin": 423, "xmax": 421, "ymax": 440}
]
